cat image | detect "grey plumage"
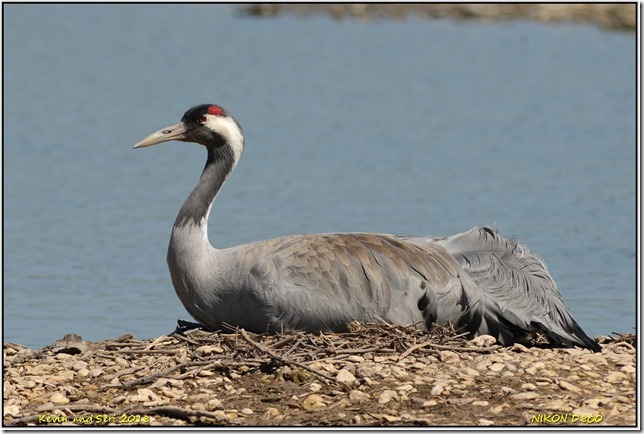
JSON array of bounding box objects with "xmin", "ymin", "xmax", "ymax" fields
[{"xmin": 134, "ymin": 104, "xmax": 600, "ymax": 352}]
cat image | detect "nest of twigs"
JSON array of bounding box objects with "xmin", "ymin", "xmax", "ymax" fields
[
  {"xmin": 4, "ymin": 320, "xmax": 637, "ymax": 427},
  {"xmin": 92, "ymin": 321, "xmax": 493, "ymax": 389}
]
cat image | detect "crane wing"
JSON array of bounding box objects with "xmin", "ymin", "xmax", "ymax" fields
[
  {"xmin": 247, "ymin": 233, "xmax": 468, "ymax": 333},
  {"xmin": 400, "ymin": 227, "xmax": 600, "ymax": 350}
]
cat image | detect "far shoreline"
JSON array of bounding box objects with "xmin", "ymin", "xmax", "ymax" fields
[{"xmin": 239, "ymin": 4, "xmax": 636, "ymax": 31}]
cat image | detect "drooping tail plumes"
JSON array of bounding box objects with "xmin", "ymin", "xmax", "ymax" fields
[{"xmin": 401, "ymin": 227, "xmax": 600, "ymax": 352}]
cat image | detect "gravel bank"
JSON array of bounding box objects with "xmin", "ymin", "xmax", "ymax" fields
[
  {"xmin": 3, "ymin": 323, "xmax": 637, "ymax": 427},
  {"xmin": 240, "ymin": 4, "xmax": 636, "ymax": 30}
]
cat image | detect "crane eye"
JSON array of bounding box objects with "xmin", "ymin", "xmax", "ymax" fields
[{"xmin": 198, "ymin": 115, "xmax": 207, "ymax": 124}]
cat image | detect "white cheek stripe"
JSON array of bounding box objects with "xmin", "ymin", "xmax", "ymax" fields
[{"xmin": 205, "ymin": 115, "xmax": 245, "ymax": 168}]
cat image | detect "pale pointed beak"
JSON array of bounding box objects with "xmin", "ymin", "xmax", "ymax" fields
[{"xmin": 133, "ymin": 121, "xmax": 188, "ymax": 149}]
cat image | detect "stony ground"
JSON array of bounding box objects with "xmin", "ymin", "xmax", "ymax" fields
[
  {"xmin": 239, "ymin": 3, "xmax": 636, "ymax": 30},
  {"xmin": 3, "ymin": 323, "xmax": 637, "ymax": 427}
]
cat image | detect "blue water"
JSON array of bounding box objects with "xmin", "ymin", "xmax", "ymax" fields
[{"xmin": 3, "ymin": 4, "xmax": 636, "ymax": 349}]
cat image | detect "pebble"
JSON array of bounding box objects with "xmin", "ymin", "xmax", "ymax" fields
[
  {"xmin": 206, "ymin": 398, "xmax": 223, "ymax": 410},
  {"xmin": 471, "ymin": 335, "xmax": 497, "ymax": 347},
  {"xmin": 459, "ymin": 367, "xmax": 480, "ymax": 377},
  {"xmin": 4, "ymin": 405, "xmax": 20, "ymax": 417},
  {"xmin": 477, "ymin": 418, "xmax": 495, "ymax": 426},
  {"xmin": 511, "ymin": 392, "xmax": 540, "ymax": 400},
  {"xmin": 72, "ymin": 360, "xmax": 88, "ymax": 371},
  {"xmin": 583, "ymin": 398, "xmax": 602, "ymax": 409},
  {"xmin": 605, "ymin": 372, "xmax": 628, "ymax": 383},
  {"xmin": 489, "ymin": 404, "xmax": 507, "ymax": 414},
  {"xmin": 137, "ymin": 388, "xmax": 159, "ymax": 401},
  {"xmin": 195, "ymin": 345, "xmax": 224, "ymax": 356},
  {"xmin": 520, "ymin": 383, "xmax": 537, "ymax": 391},
  {"xmin": 55, "ymin": 353, "xmax": 72, "ymax": 360},
  {"xmin": 349, "ymin": 390, "xmax": 370, "ymax": 402},
  {"xmin": 378, "ymin": 390, "xmax": 398, "ymax": 404},
  {"xmin": 439, "ymin": 351, "xmax": 460, "ymax": 363},
  {"xmin": 474, "ymin": 360, "xmax": 491, "ymax": 371},
  {"xmin": 186, "ymin": 393, "xmax": 211, "ymax": 403},
  {"xmin": 88, "ymin": 368, "xmax": 104, "ymax": 378},
  {"xmin": 390, "ymin": 366, "xmax": 409, "ymax": 379},
  {"xmin": 621, "ymin": 365, "xmax": 636, "ymax": 374},
  {"xmin": 558, "ymin": 380, "xmax": 581, "ymax": 393},
  {"xmin": 49, "ymin": 392, "xmax": 69, "ymax": 405},
  {"xmin": 397, "ymin": 384, "xmax": 414, "ymax": 392},
  {"xmin": 511, "ymin": 343, "xmax": 530, "ymax": 352},
  {"xmin": 336, "ymin": 368, "xmax": 357, "ymax": 384},
  {"xmin": 430, "ymin": 384, "xmax": 444, "ymax": 396},
  {"xmin": 488, "ymin": 363, "xmax": 505, "ymax": 372},
  {"xmin": 212, "ymin": 410, "xmax": 228, "ymax": 421},
  {"xmin": 262, "ymin": 407, "xmax": 281, "ymax": 420},
  {"xmin": 111, "ymin": 395, "xmax": 127, "ymax": 405},
  {"xmin": 302, "ymin": 394, "xmax": 326, "ymax": 409}
]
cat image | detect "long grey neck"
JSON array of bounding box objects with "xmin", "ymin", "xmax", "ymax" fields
[{"xmin": 173, "ymin": 145, "xmax": 236, "ymax": 235}]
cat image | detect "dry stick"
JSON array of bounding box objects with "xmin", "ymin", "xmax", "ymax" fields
[
  {"xmin": 318, "ymin": 333, "xmax": 336, "ymax": 350},
  {"xmin": 104, "ymin": 342, "xmax": 147, "ymax": 348},
  {"xmin": 143, "ymin": 334, "xmax": 169, "ymax": 351},
  {"xmin": 9, "ymin": 404, "xmax": 116, "ymax": 426},
  {"xmin": 9, "ymin": 414, "xmax": 48, "ymax": 426},
  {"xmin": 118, "ymin": 363, "xmax": 188, "ymax": 389},
  {"xmin": 307, "ymin": 354, "xmax": 351, "ymax": 365},
  {"xmin": 610, "ymin": 341, "xmax": 634, "ymax": 352},
  {"xmin": 118, "ymin": 359, "xmax": 219, "ymax": 387},
  {"xmin": 110, "ymin": 349, "xmax": 181, "ymax": 355},
  {"xmin": 269, "ymin": 335, "xmax": 298, "ymax": 350},
  {"xmin": 446, "ymin": 331, "xmax": 470, "ymax": 341},
  {"xmin": 428, "ymin": 343, "xmax": 502, "ymax": 352},
  {"xmin": 171, "ymin": 332, "xmax": 201, "ymax": 347},
  {"xmin": 397, "ymin": 341, "xmax": 439, "ymax": 361},
  {"xmin": 131, "ymin": 405, "xmax": 229, "ymax": 423},
  {"xmin": 282, "ymin": 337, "xmax": 304, "ymax": 358},
  {"xmin": 333, "ymin": 347, "xmax": 381, "ymax": 355},
  {"xmin": 238, "ymin": 329, "xmax": 338, "ymax": 384},
  {"xmin": 101, "ymin": 365, "xmax": 149, "ymax": 383}
]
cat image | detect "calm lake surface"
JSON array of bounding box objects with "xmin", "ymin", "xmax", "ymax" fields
[{"xmin": 4, "ymin": 5, "xmax": 636, "ymax": 349}]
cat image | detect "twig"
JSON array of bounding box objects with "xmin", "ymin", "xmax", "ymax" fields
[
  {"xmin": 101, "ymin": 364, "xmax": 149, "ymax": 382},
  {"xmin": 104, "ymin": 342, "xmax": 147, "ymax": 348},
  {"xmin": 143, "ymin": 335, "xmax": 170, "ymax": 351},
  {"xmin": 306, "ymin": 354, "xmax": 351, "ymax": 365},
  {"xmin": 239, "ymin": 328, "xmax": 337, "ymax": 383},
  {"xmin": 397, "ymin": 341, "xmax": 439, "ymax": 361},
  {"xmin": 446, "ymin": 331, "xmax": 471, "ymax": 341},
  {"xmin": 318, "ymin": 333, "xmax": 336, "ymax": 350},
  {"xmin": 269, "ymin": 335, "xmax": 298, "ymax": 349},
  {"xmin": 7, "ymin": 404, "xmax": 116, "ymax": 426},
  {"xmin": 609, "ymin": 341, "xmax": 634, "ymax": 352},
  {"xmin": 109, "ymin": 349, "xmax": 181, "ymax": 355},
  {"xmin": 333, "ymin": 347, "xmax": 381, "ymax": 355},
  {"xmin": 119, "ymin": 363, "xmax": 188, "ymax": 388},
  {"xmin": 428, "ymin": 343, "xmax": 502, "ymax": 352},
  {"xmin": 171, "ymin": 332, "xmax": 201, "ymax": 347},
  {"xmin": 282, "ymin": 338, "xmax": 304, "ymax": 358},
  {"xmin": 130, "ymin": 405, "xmax": 229, "ymax": 423}
]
